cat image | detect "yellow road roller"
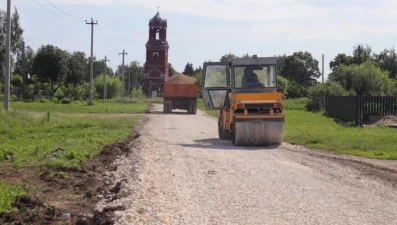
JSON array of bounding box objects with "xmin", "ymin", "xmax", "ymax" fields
[{"xmin": 201, "ymin": 55, "xmax": 284, "ymax": 146}]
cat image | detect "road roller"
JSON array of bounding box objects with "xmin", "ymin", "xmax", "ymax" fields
[{"xmin": 201, "ymin": 55, "xmax": 284, "ymax": 146}]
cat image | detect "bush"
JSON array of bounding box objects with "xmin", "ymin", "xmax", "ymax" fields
[
  {"xmin": 307, "ymin": 81, "xmax": 348, "ymax": 99},
  {"xmin": 11, "ymin": 94, "xmax": 18, "ymax": 101},
  {"xmin": 285, "ymin": 81, "xmax": 307, "ymax": 99},
  {"xmin": 328, "ymin": 60, "xmax": 393, "ymax": 96},
  {"xmin": 305, "ymin": 81, "xmax": 348, "ymax": 112},
  {"xmin": 60, "ymin": 99, "xmax": 71, "ymax": 104},
  {"xmin": 94, "ymin": 74, "xmax": 122, "ymax": 99},
  {"xmin": 59, "ymin": 84, "xmax": 87, "ymax": 101},
  {"xmin": 277, "ymin": 75, "xmax": 289, "ymax": 96},
  {"xmin": 131, "ymin": 89, "xmax": 145, "ymax": 98},
  {"xmin": 38, "ymin": 98, "xmax": 50, "ymax": 103},
  {"xmin": 11, "ymin": 74, "xmax": 23, "ymax": 87}
]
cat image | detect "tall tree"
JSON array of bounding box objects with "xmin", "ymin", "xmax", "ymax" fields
[
  {"xmin": 279, "ymin": 51, "xmax": 321, "ymax": 87},
  {"xmin": 126, "ymin": 60, "xmax": 144, "ymax": 90},
  {"xmin": 276, "ymin": 54, "xmax": 287, "ymax": 73},
  {"xmin": 352, "ymin": 43, "xmax": 373, "ymax": 65},
  {"xmin": 329, "ymin": 53, "xmax": 353, "ymax": 71},
  {"xmin": 32, "ymin": 45, "xmax": 69, "ymax": 95},
  {"xmin": 373, "ymin": 47, "xmax": 397, "ymax": 79},
  {"xmin": 0, "ymin": 7, "xmax": 24, "ymax": 78},
  {"xmin": 66, "ymin": 51, "xmax": 87, "ymax": 86},
  {"xmin": 168, "ymin": 63, "xmax": 177, "ymax": 76},
  {"xmin": 14, "ymin": 45, "xmax": 35, "ymax": 78},
  {"xmin": 183, "ymin": 62, "xmax": 194, "ymax": 76}
]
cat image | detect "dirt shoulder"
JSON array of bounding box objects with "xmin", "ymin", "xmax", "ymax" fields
[{"xmin": 0, "ymin": 114, "xmax": 149, "ymax": 225}]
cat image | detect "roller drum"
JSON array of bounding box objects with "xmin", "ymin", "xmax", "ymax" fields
[{"xmin": 233, "ymin": 121, "xmax": 284, "ymax": 146}]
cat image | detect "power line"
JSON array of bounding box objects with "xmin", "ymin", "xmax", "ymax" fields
[
  {"xmin": 44, "ymin": 0, "xmax": 85, "ymax": 21},
  {"xmin": 33, "ymin": 0, "xmax": 72, "ymax": 20},
  {"xmin": 98, "ymin": 25, "xmax": 119, "ymax": 54}
]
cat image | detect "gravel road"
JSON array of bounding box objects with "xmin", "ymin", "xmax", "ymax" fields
[{"xmin": 96, "ymin": 104, "xmax": 397, "ymax": 225}]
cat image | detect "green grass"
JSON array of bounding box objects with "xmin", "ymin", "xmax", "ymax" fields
[
  {"xmin": 1, "ymin": 97, "xmax": 163, "ymax": 114},
  {"xmin": 0, "ymin": 110, "xmax": 140, "ymax": 168},
  {"xmin": 284, "ymin": 110, "xmax": 397, "ymax": 159},
  {"xmin": 0, "ymin": 98, "xmax": 150, "ymax": 213},
  {"xmin": 197, "ymin": 98, "xmax": 397, "ymax": 160},
  {"xmin": 0, "ymin": 182, "xmax": 27, "ymax": 214}
]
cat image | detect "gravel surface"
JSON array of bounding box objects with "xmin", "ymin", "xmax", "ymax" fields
[{"xmin": 95, "ymin": 104, "xmax": 397, "ymax": 225}]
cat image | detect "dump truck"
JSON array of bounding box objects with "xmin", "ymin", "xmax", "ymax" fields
[
  {"xmin": 163, "ymin": 73, "xmax": 198, "ymax": 114},
  {"xmin": 200, "ymin": 55, "xmax": 284, "ymax": 146}
]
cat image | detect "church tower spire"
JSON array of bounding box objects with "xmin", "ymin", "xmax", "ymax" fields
[{"xmin": 143, "ymin": 8, "xmax": 169, "ymax": 97}]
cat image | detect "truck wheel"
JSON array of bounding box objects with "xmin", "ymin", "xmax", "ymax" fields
[
  {"xmin": 192, "ymin": 104, "xmax": 197, "ymax": 114},
  {"xmin": 188, "ymin": 103, "xmax": 194, "ymax": 114}
]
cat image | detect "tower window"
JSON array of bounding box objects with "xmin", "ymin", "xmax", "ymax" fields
[
  {"xmin": 156, "ymin": 31, "xmax": 159, "ymax": 40},
  {"xmin": 153, "ymin": 52, "xmax": 159, "ymax": 60}
]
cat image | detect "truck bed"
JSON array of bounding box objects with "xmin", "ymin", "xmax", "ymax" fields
[{"xmin": 164, "ymin": 83, "xmax": 197, "ymax": 98}]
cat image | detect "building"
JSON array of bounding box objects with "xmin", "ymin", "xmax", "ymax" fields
[{"xmin": 143, "ymin": 9, "xmax": 169, "ymax": 97}]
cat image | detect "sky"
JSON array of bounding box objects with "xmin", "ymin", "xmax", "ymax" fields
[{"xmin": 2, "ymin": 0, "xmax": 397, "ymax": 81}]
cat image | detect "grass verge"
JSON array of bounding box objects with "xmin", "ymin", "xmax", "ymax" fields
[
  {"xmin": 197, "ymin": 98, "xmax": 397, "ymax": 160},
  {"xmin": 1, "ymin": 97, "xmax": 163, "ymax": 114},
  {"xmin": 0, "ymin": 100, "xmax": 145, "ymax": 214}
]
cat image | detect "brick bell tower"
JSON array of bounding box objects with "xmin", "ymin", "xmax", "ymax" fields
[{"xmin": 143, "ymin": 8, "xmax": 169, "ymax": 97}]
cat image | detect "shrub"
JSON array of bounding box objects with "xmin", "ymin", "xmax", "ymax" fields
[
  {"xmin": 277, "ymin": 75, "xmax": 289, "ymax": 96},
  {"xmin": 131, "ymin": 89, "xmax": 145, "ymax": 98},
  {"xmin": 60, "ymin": 99, "xmax": 71, "ymax": 104},
  {"xmin": 94, "ymin": 74, "xmax": 122, "ymax": 99},
  {"xmin": 285, "ymin": 81, "xmax": 307, "ymax": 99}
]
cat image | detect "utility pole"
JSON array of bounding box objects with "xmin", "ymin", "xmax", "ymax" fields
[
  {"xmin": 322, "ymin": 54, "xmax": 325, "ymax": 83},
  {"xmin": 4, "ymin": 0, "xmax": 11, "ymax": 111},
  {"xmin": 103, "ymin": 56, "xmax": 110, "ymax": 103},
  {"xmin": 119, "ymin": 49, "xmax": 128, "ymax": 104},
  {"xmin": 128, "ymin": 71, "xmax": 131, "ymax": 98},
  {"xmin": 21, "ymin": 41, "xmax": 25, "ymax": 101},
  {"xmin": 86, "ymin": 18, "xmax": 98, "ymax": 105}
]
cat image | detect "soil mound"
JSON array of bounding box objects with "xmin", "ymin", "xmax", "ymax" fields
[
  {"xmin": 371, "ymin": 115, "xmax": 397, "ymax": 127},
  {"xmin": 166, "ymin": 73, "xmax": 196, "ymax": 84}
]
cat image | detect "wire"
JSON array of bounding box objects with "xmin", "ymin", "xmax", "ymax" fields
[
  {"xmin": 43, "ymin": 0, "xmax": 85, "ymax": 21},
  {"xmin": 97, "ymin": 25, "xmax": 119, "ymax": 54},
  {"xmin": 33, "ymin": 0, "xmax": 73, "ymax": 21}
]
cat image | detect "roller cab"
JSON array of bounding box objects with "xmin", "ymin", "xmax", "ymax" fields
[{"xmin": 201, "ymin": 56, "xmax": 284, "ymax": 146}]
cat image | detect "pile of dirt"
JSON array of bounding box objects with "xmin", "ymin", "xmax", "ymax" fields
[
  {"xmin": 370, "ymin": 115, "xmax": 397, "ymax": 127},
  {"xmin": 166, "ymin": 73, "xmax": 196, "ymax": 84}
]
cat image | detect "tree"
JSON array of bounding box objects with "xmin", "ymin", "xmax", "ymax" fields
[
  {"xmin": 276, "ymin": 54, "xmax": 287, "ymax": 73},
  {"xmin": 277, "ymin": 75, "xmax": 288, "ymax": 96},
  {"xmin": 279, "ymin": 51, "xmax": 321, "ymax": 87},
  {"xmin": 328, "ymin": 60, "xmax": 393, "ymax": 96},
  {"xmin": 168, "ymin": 63, "xmax": 177, "ymax": 75},
  {"xmin": 183, "ymin": 62, "xmax": 194, "ymax": 76},
  {"xmin": 0, "ymin": 7, "xmax": 24, "ymax": 78},
  {"xmin": 329, "ymin": 53, "xmax": 353, "ymax": 70},
  {"xmin": 352, "ymin": 43, "xmax": 373, "ymax": 65},
  {"xmin": 219, "ymin": 53, "xmax": 237, "ymax": 62},
  {"xmin": 126, "ymin": 60, "xmax": 144, "ymax": 91},
  {"xmin": 32, "ymin": 44, "xmax": 69, "ymax": 95},
  {"xmin": 86, "ymin": 57, "xmax": 114, "ymax": 82},
  {"xmin": 373, "ymin": 47, "xmax": 397, "ymax": 79},
  {"xmin": 14, "ymin": 45, "xmax": 35, "ymax": 81},
  {"xmin": 66, "ymin": 51, "xmax": 87, "ymax": 86}
]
